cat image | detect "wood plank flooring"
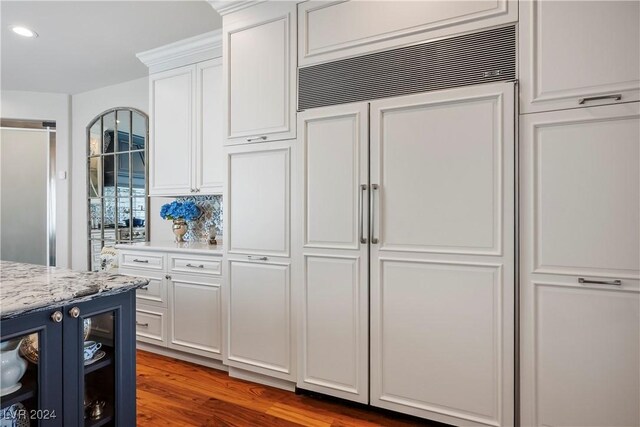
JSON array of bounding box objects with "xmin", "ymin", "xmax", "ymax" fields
[{"xmin": 136, "ymin": 350, "xmax": 438, "ymax": 426}]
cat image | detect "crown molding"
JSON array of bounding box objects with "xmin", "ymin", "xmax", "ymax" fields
[
  {"xmin": 207, "ymin": 1, "xmax": 265, "ymax": 16},
  {"xmin": 137, "ymin": 30, "xmax": 222, "ymax": 74}
]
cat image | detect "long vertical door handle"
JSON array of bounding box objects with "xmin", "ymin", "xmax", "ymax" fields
[
  {"xmin": 370, "ymin": 184, "xmax": 379, "ymax": 244},
  {"xmin": 359, "ymin": 184, "xmax": 368, "ymax": 244}
]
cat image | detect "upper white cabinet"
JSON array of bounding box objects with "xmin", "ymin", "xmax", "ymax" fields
[
  {"xmin": 222, "ymin": 1, "xmax": 297, "ymax": 145},
  {"xmin": 195, "ymin": 59, "xmax": 224, "ymax": 194},
  {"xmin": 298, "ymin": 0, "xmax": 517, "ymax": 66},
  {"xmin": 149, "ymin": 66, "xmax": 195, "ymax": 196},
  {"xmin": 149, "ymin": 60, "xmax": 224, "ymax": 196},
  {"xmin": 519, "ymin": 0, "xmax": 640, "ymax": 113},
  {"xmin": 139, "ymin": 32, "xmax": 224, "ymax": 196}
]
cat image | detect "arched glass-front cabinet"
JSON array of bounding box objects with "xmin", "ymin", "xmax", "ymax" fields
[{"xmin": 87, "ymin": 108, "xmax": 149, "ymax": 271}]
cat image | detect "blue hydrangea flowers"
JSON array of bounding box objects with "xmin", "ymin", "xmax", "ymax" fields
[{"xmin": 160, "ymin": 200, "xmax": 201, "ymax": 221}]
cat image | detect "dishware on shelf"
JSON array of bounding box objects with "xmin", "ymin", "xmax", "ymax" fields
[
  {"xmin": 84, "ymin": 350, "xmax": 106, "ymax": 366},
  {"xmin": 20, "ymin": 318, "xmax": 91, "ymax": 364},
  {"xmin": 0, "ymin": 338, "xmax": 27, "ymax": 396},
  {"xmin": 83, "ymin": 341, "xmax": 102, "ymax": 361}
]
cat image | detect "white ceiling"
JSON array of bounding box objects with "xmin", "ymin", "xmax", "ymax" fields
[{"xmin": 1, "ymin": 1, "xmax": 221, "ymax": 94}]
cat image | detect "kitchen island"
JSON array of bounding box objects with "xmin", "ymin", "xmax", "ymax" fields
[{"xmin": 0, "ymin": 261, "xmax": 148, "ymax": 426}]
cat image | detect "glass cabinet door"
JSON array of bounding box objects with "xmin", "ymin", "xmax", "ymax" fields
[
  {"xmin": 82, "ymin": 310, "xmax": 116, "ymax": 426},
  {"xmin": 0, "ymin": 309, "xmax": 63, "ymax": 427},
  {"xmin": 63, "ymin": 292, "xmax": 135, "ymax": 427}
]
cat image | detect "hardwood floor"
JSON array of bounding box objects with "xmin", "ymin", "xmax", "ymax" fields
[{"xmin": 136, "ymin": 350, "xmax": 437, "ymax": 426}]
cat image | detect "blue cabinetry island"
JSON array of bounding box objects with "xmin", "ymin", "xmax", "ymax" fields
[{"xmin": 0, "ymin": 261, "xmax": 148, "ymax": 426}]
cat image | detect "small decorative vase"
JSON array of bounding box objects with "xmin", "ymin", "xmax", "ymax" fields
[
  {"xmin": 0, "ymin": 338, "xmax": 27, "ymax": 396},
  {"xmin": 172, "ymin": 219, "xmax": 188, "ymax": 242}
]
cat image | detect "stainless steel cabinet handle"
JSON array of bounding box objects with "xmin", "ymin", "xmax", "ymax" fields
[
  {"xmin": 247, "ymin": 136, "xmax": 267, "ymax": 142},
  {"xmin": 370, "ymin": 184, "xmax": 379, "ymax": 244},
  {"xmin": 133, "ymin": 259, "xmax": 149, "ymax": 264},
  {"xmin": 69, "ymin": 307, "xmax": 80, "ymax": 318},
  {"xmin": 186, "ymin": 263, "xmax": 205, "ymax": 269},
  {"xmin": 359, "ymin": 184, "xmax": 368, "ymax": 244},
  {"xmin": 578, "ymin": 277, "xmax": 622, "ymax": 286},
  {"xmin": 136, "ymin": 322, "xmax": 149, "ymax": 328},
  {"xmin": 138, "ymin": 286, "xmax": 148, "ymax": 291},
  {"xmin": 578, "ymin": 94, "xmax": 622, "ymax": 105},
  {"xmin": 51, "ymin": 311, "xmax": 63, "ymax": 323},
  {"xmin": 248, "ymin": 256, "xmax": 268, "ymax": 261}
]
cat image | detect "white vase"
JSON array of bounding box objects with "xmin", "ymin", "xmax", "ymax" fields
[{"xmin": 0, "ymin": 338, "xmax": 27, "ymax": 396}]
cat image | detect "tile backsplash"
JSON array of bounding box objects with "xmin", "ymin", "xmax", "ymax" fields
[{"xmin": 173, "ymin": 195, "xmax": 223, "ymax": 242}]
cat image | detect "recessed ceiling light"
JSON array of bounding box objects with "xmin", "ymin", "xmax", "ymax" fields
[{"xmin": 10, "ymin": 26, "xmax": 38, "ymax": 38}]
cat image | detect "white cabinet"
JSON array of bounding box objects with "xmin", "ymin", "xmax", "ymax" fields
[
  {"xmin": 520, "ymin": 103, "xmax": 640, "ymax": 427},
  {"xmin": 225, "ymin": 258, "xmax": 294, "ymax": 381},
  {"xmin": 226, "ymin": 140, "xmax": 291, "ymax": 257},
  {"xmin": 149, "ymin": 65, "xmax": 194, "ymax": 195},
  {"xmin": 195, "ymin": 59, "xmax": 224, "ymax": 194},
  {"xmin": 169, "ymin": 274, "xmax": 222, "ymax": 358},
  {"xmin": 118, "ymin": 247, "xmax": 224, "ymax": 362},
  {"xmin": 223, "ymin": 138, "xmax": 297, "ymax": 383},
  {"xmin": 519, "ymin": 0, "xmax": 640, "ymax": 113},
  {"xmin": 149, "ymin": 59, "xmax": 224, "ymax": 196},
  {"xmin": 296, "ymin": 103, "xmax": 369, "ymax": 403},
  {"xmin": 222, "ymin": 1, "xmax": 297, "ymax": 145},
  {"xmin": 369, "ymin": 83, "xmax": 515, "ymax": 426},
  {"xmin": 298, "ymin": 0, "xmax": 517, "ymax": 66}
]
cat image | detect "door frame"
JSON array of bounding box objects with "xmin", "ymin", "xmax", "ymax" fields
[{"xmin": 0, "ymin": 119, "xmax": 57, "ymax": 266}]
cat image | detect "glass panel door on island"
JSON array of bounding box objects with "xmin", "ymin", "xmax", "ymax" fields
[
  {"xmin": 81, "ymin": 311, "xmax": 116, "ymax": 427},
  {"xmin": 1, "ymin": 334, "xmax": 45, "ymax": 424},
  {"xmin": 0, "ymin": 309, "xmax": 63, "ymax": 427}
]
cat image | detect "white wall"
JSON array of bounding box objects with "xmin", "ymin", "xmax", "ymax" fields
[
  {"xmin": 71, "ymin": 77, "xmax": 149, "ymax": 270},
  {"xmin": 0, "ymin": 91, "xmax": 72, "ymax": 268}
]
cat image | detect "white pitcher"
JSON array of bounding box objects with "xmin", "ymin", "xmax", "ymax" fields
[{"xmin": 0, "ymin": 338, "xmax": 27, "ymax": 396}]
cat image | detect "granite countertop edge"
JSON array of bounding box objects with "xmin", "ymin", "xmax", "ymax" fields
[{"xmin": 0, "ymin": 261, "xmax": 149, "ymax": 321}]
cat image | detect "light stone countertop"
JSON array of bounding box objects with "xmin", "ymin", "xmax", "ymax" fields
[
  {"xmin": 115, "ymin": 241, "xmax": 223, "ymax": 256},
  {"xmin": 0, "ymin": 261, "xmax": 148, "ymax": 320}
]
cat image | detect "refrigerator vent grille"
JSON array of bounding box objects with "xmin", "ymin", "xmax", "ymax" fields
[{"xmin": 298, "ymin": 25, "xmax": 516, "ymax": 110}]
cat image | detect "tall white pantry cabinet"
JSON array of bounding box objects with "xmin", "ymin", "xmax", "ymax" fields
[
  {"xmin": 519, "ymin": 1, "xmax": 640, "ymax": 426},
  {"xmin": 220, "ymin": 1, "xmax": 299, "ymax": 387}
]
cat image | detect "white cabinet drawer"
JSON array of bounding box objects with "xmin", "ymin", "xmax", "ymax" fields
[
  {"xmin": 136, "ymin": 306, "xmax": 167, "ymax": 346},
  {"xmin": 134, "ymin": 271, "xmax": 168, "ymax": 308},
  {"xmin": 169, "ymin": 254, "xmax": 221, "ymax": 276},
  {"xmin": 120, "ymin": 268, "xmax": 168, "ymax": 308},
  {"xmin": 120, "ymin": 252, "xmax": 165, "ymax": 271}
]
